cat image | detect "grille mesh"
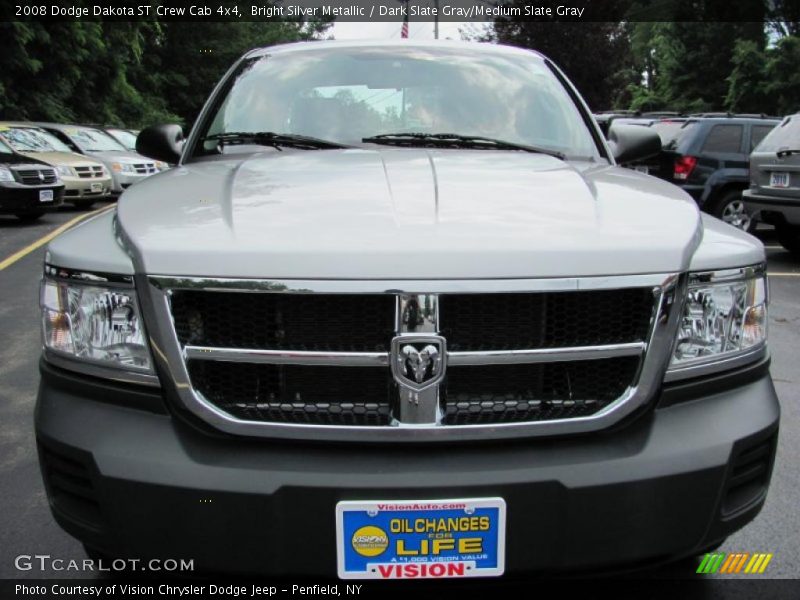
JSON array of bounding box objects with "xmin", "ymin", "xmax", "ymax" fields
[
  {"xmin": 439, "ymin": 289, "xmax": 654, "ymax": 351},
  {"xmin": 189, "ymin": 361, "xmax": 393, "ymax": 426},
  {"xmin": 443, "ymin": 356, "xmax": 640, "ymax": 425},
  {"xmin": 171, "ymin": 292, "xmax": 396, "ymax": 352}
]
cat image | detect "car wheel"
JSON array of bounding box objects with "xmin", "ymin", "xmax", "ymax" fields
[
  {"xmin": 711, "ymin": 190, "xmax": 755, "ymax": 233},
  {"xmin": 776, "ymin": 225, "xmax": 800, "ymax": 255},
  {"xmin": 71, "ymin": 199, "xmax": 96, "ymax": 210},
  {"xmin": 15, "ymin": 212, "xmax": 44, "ymax": 222}
]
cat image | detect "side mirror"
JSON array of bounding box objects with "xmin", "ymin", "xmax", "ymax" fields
[
  {"xmin": 607, "ymin": 124, "xmax": 662, "ymax": 164},
  {"xmin": 136, "ymin": 124, "xmax": 185, "ymax": 164}
]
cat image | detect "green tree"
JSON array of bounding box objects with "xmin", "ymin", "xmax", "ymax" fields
[
  {"xmin": 145, "ymin": 20, "xmax": 329, "ymax": 128},
  {"xmin": 725, "ymin": 40, "xmax": 770, "ymax": 113},
  {"xmin": 491, "ymin": 14, "xmax": 635, "ymax": 110},
  {"xmin": 764, "ymin": 35, "xmax": 800, "ymax": 115},
  {"xmin": 0, "ymin": 13, "xmax": 330, "ymax": 129}
]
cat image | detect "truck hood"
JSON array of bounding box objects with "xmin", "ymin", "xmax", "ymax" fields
[{"xmin": 117, "ymin": 148, "xmax": 702, "ymax": 279}]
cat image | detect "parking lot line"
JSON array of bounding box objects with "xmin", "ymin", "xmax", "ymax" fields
[
  {"xmin": 768, "ymin": 272, "xmax": 800, "ymax": 277},
  {"xmin": 0, "ymin": 205, "xmax": 113, "ymax": 272}
]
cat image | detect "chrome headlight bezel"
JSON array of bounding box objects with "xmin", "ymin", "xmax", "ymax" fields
[
  {"xmin": 665, "ymin": 264, "xmax": 768, "ymax": 382},
  {"xmin": 112, "ymin": 162, "xmax": 136, "ymax": 174},
  {"xmin": 40, "ymin": 265, "xmax": 159, "ymax": 387},
  {"xmin": 0, "ymin": 166, "xmax": 14, "ymax": 182}
]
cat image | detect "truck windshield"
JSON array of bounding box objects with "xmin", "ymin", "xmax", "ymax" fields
[{"xmin": 198, "ymin": 45, "xmax": 599, "ymax": 160}]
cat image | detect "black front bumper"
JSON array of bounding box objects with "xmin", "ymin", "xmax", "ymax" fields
[
  {"xmin": 35, "ymin": 360, "xmax": 780, "ymax": 577},
  {"xmin": 0, "ymin": 185, "xmax": 64, "ymax": 214}
]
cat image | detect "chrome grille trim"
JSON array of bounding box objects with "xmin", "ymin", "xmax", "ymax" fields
[
  {"xmin": 183, "ymin": 342, "xmax": 646, "ymax": 367},
  {"xmin": 449, "ymin": 343, "xmax": 646, "ymax": 366},
  {"xmin": 139, "ymin": 273, "xmax": 684, "ymax": 442},
  {"xmin": 12, "ymin": 167, "xmax": 58, "ymax": 185},
  {"xmin": 184, "ymin": 346, "xmax": 389, "ymax": 367}
]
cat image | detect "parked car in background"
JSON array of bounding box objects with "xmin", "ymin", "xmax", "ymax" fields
[
  {"xmin": 744, "ymin": 113, "xmax": 800, "ymax": 254},
  {"xmin": 0, "ymin": 136, "xmax": 64, "ymax": 221},
  {"xmin": 104, "ymin": 127, "xmax": 140, "ymax": 152},
  {"xmin": 593, "ymin": 111, "xmax": 687, "ymax": 137},
  {"xmin": 35, "ymin": 123, "xmax": 164, "ymax": 197},
  {"xmin": 0, "ymin": 123, "xmax": 111, "ymax": 209},
  {"xmin": 648, "ymin": 115, "xmax": 779, "ymax": 231}
]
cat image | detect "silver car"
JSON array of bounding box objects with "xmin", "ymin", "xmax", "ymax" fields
[
  {"xmin": 744, "ymin": 113, "xmax": 800, "ymax": 254},
  {"xmin": 36, "ymin": 41, "xmax": 778, "ymax": 578},
  {"xmin": 34, "ymin": 123, "xmax": 165, "ymax": 196}
]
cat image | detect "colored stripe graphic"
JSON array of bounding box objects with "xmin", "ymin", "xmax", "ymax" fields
[
  {"xmin": 698, "ymin": 552, "xmax": 773, "ymax": 574},
  {"xmin": 697, "ymin": 553, "xmax": 726, "ymax": 574}
]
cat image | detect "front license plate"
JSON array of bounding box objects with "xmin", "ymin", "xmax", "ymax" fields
[
  {"xmin": 634, "ymin": 165, "xmax": 650, "ymax": 174},
  {"xmin": 770, "ymin": 172, "xmax": 790, "ymax": 188},
  {"xmin": 336, "ymin": 498, "xmax": 505, "ymax": 580},
  {"xmin": 39, "ymin": 190, "xmax": 54, "ymax": 203},
  {"xmin": 90, "ymin": 182, "xmax": 103, "ymax": 193}
]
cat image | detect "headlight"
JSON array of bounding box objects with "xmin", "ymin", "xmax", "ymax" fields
[
  {"xmin": 112, "ymin": 162, "xmax": 136, "ymax": 173},
  {"xmin": 56, "ymin": 165, "xmax": 74, "ymax": 177},
  {"xmin": 667, "ymin": 266, "xmax": 767, "ymax": 377},
  {"xmin": 0, "ymin": 166, "xmax": 14, "ymax": 182},
  {"xmin": 155, "ymin": 161, "xmax": 169, "ymax": 171},
  {"xmin": 41, "ymin": 274, "xmax": 153, "ymax": 374}
]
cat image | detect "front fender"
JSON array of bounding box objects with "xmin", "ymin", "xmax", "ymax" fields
[{"xmin": 45, "ymin": 209, "xmax": 134, "ymax": 275}]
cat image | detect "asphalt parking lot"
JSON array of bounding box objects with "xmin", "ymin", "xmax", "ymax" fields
[{"xmin": 0, "ymin": 204, "xmax": 798, "ymax": 586}]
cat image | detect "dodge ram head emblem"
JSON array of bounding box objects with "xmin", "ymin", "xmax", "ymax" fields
[{"xmin": 390, "ymin": 336, "xmax": 447, "ymax": 392}]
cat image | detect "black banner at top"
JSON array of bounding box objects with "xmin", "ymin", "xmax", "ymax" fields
[{"xmin": 0, "ymin": 0, "xmax": 789, "ymax": 22}]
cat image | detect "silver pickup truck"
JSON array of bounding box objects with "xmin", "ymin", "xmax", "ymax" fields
[{"xmin": 36, "ymin": 41, "xmax": 778, "ymax": 579}]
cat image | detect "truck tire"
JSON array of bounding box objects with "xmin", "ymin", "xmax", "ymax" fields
[
  {"xmin": 710, "ymin": 190, "xmax": 755, "ymax": 233},
  {"xmin": 776, "ymin": 225, "xmax": 800, "ymax": 255}
]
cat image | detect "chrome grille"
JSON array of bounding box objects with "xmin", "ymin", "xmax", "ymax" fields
[
  {"xmin": 133, "ymin": 163, "xmax": 157, "ymax": 175},
  {"xmin": 148, "ymin": 274, "xmax": 681, "ymax": 441},
  {"xmin": 74, "ymin": 165, "xmax": 105, "ymax": 178},
  {"xmin": 13, "ymin": 167, "xmax": 58, "ymax": 185}
]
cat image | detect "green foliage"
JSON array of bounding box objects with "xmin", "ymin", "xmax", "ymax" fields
[
  {"xmin": 484, "ymin": 0, "xmax": 799, "ymax": 116},
  {"xmin": 725, "ymin": 40, "xmax": 769, "ymax": 113},
  {"xmin": 764, "ymin": 36, "xmax": 800, "ymax": 115},
  {"xmin": 592, "ymin": 18, "xmax": 799, "ymax": 116},
  {"xmin": 0, "ymin": 16, "xmax": 330, "ymax": 129},
  {"xmin": 492, "ymin": 6, "xmax": 635, "ymax": 111}
]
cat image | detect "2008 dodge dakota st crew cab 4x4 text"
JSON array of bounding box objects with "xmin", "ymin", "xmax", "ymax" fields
[{"xmin": 35, "ymin": 41, "xmax": 779, "ymax": 579}]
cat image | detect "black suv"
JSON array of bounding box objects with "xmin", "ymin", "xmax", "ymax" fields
[
  {"xmin": 651, "ymin": 115, "xmax": 779, "ymax": 231},
  {"xmin": 0, "ymin": 137, "xmax": 64, "ymax": 221}
]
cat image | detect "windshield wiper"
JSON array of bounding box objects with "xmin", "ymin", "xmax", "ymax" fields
[
  {"xmin": 776, "ymin": 148, "xmax": 800, "ymax": 158},
  {"xmin": 203, "ymin": 131, "xmax": 349, "ymax": 151},
  {"xmin": 362, "ymin": 132, "xmax": 565, "ymax": 160}
]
